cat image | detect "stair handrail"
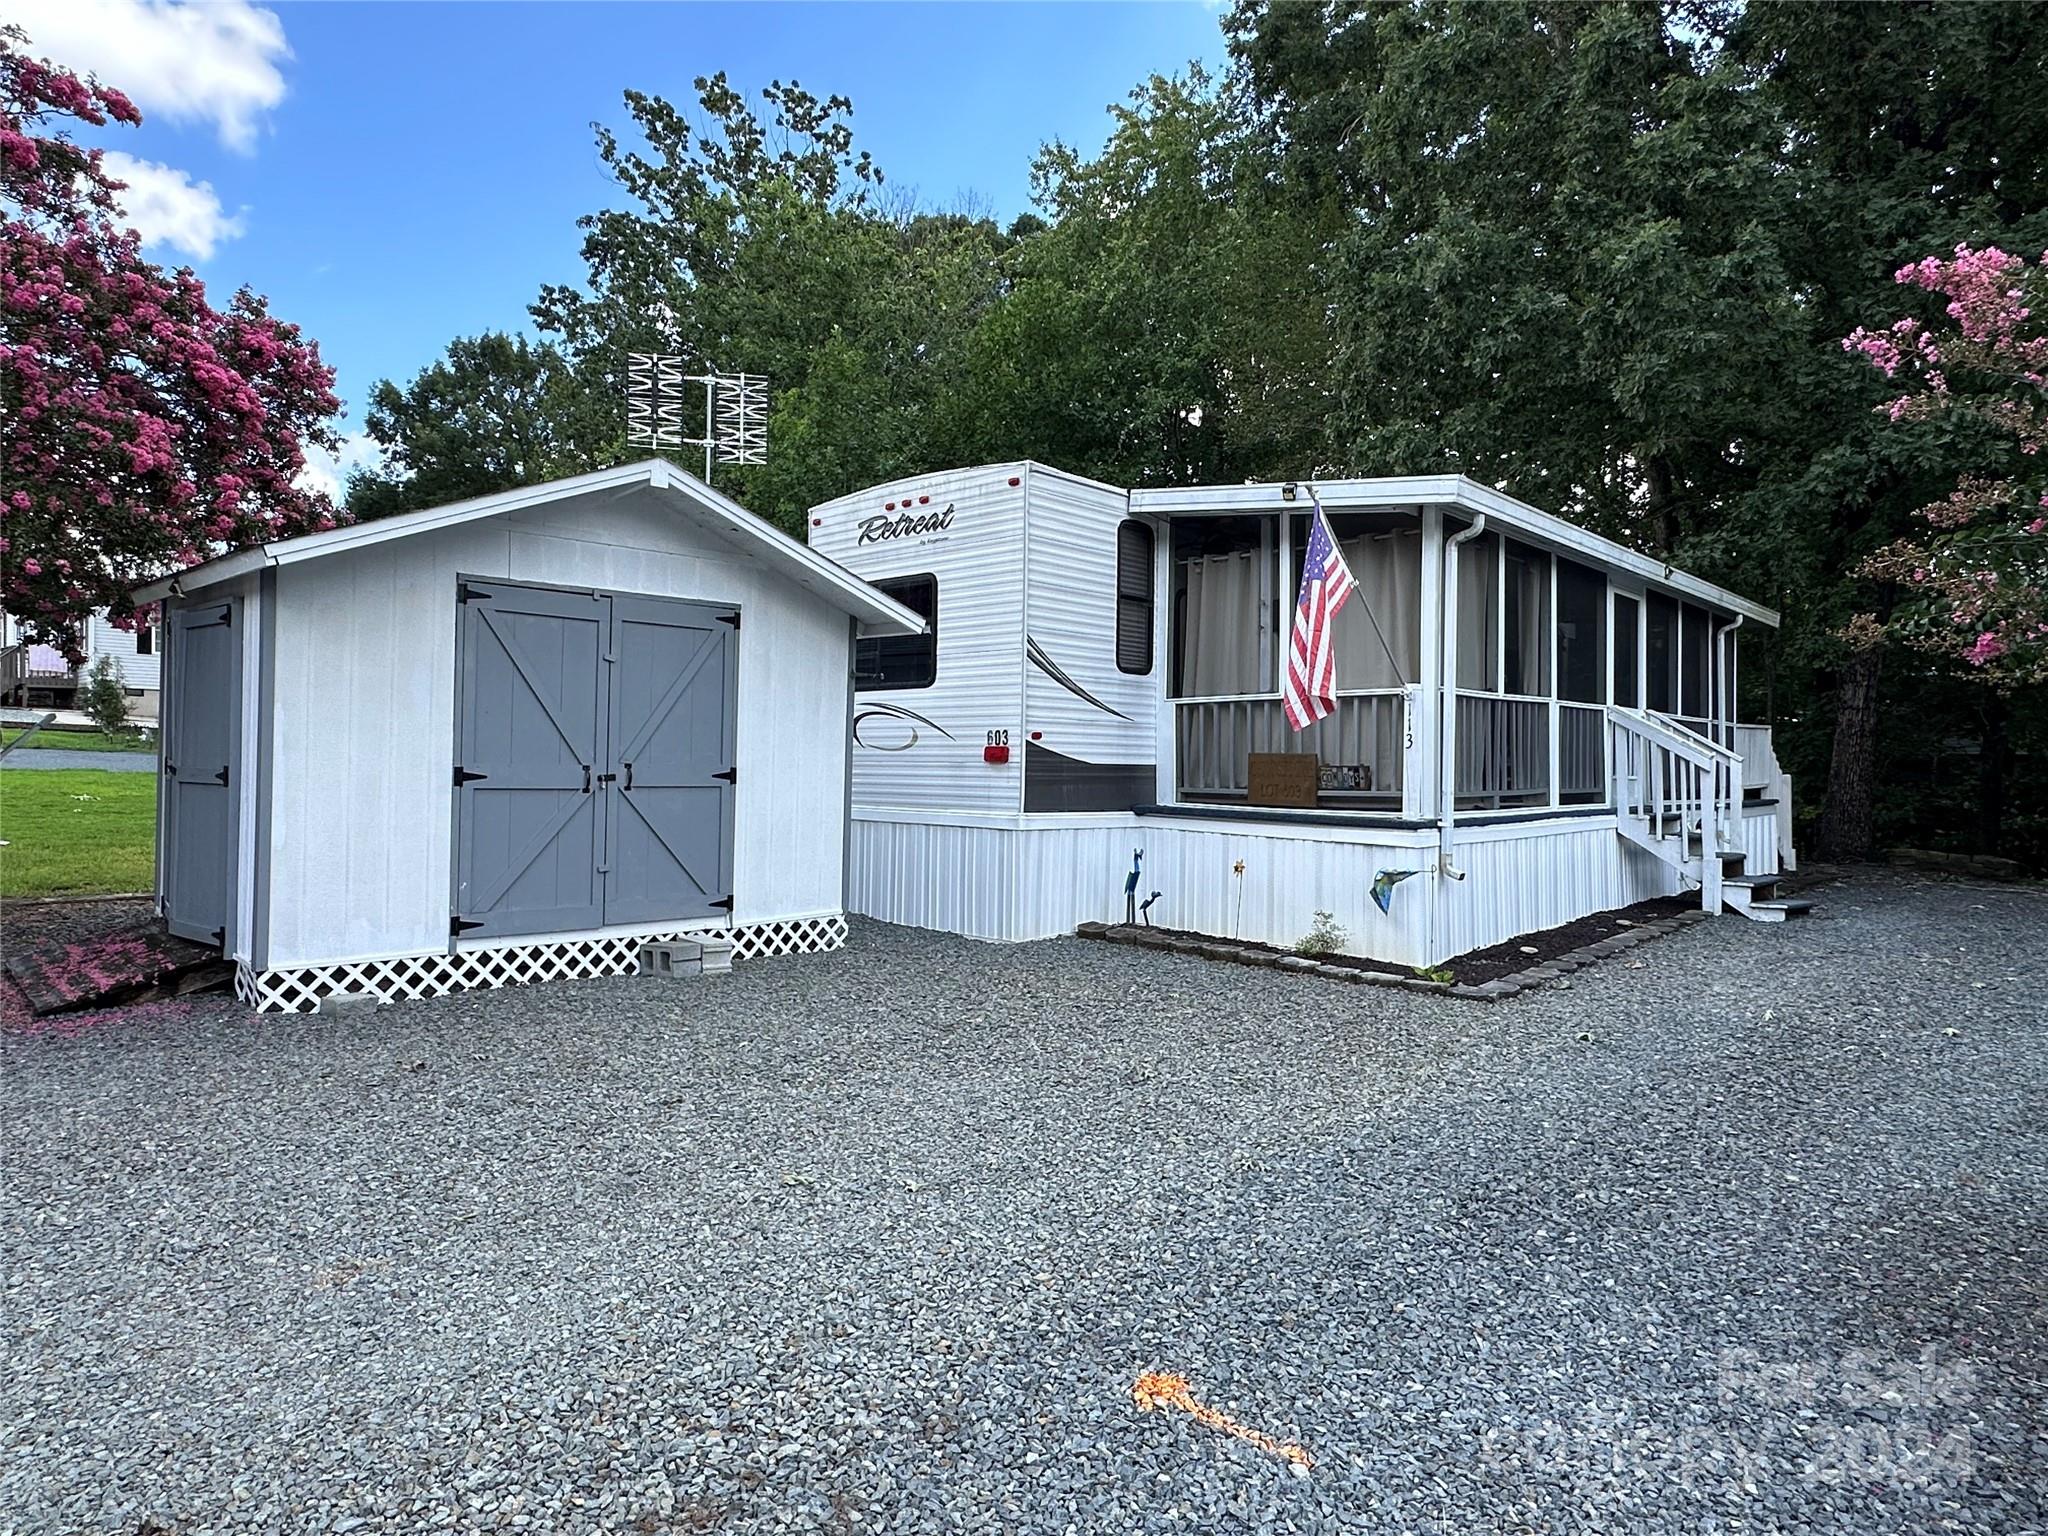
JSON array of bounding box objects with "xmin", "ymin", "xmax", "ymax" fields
[{"xmin": 1608, "ymin": 705, "xmax": 1735, "ymax": 771}]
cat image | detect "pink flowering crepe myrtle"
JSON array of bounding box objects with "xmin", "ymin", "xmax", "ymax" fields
[
  {"xmin": 0, "ymin": 27, "xmax": 344, "ymax": 658},
  {"xmin": 1844, "ymin": 245, "xmax": 2048, "ymax": 688}
]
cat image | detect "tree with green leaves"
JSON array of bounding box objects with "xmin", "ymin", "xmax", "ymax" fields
[
  {"xmin": 346, "ymin": 332, "xmax": 607, "ymax": 519},
  {"xmin": 950, "ymin": 66, "xmax": 1338, "ymax": 488},
  {"xmin": 1228, "ymin": 0, "xmax": 2048, "ymax": 860}
]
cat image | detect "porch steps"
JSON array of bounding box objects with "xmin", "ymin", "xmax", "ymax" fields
[{"xmin": 1619, "ymin": 812, "xmax": 1812, "ymax": 925}]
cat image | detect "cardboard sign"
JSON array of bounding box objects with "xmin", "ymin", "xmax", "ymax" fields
[{"xmin": 1247, "ymin": 752, "xmax": 1319, "ymax": 808}]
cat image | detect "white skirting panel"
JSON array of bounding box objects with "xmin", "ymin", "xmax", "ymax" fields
[
  {"xmin": 847, "ymin": 818, "xmax": 1023, "ymax": 942},
  {"xmin": 850, "ymin": 809, "xmax": 1747, "ymax": 966},
  {"xmin": 1739, "ymin": 804, "xmax": 1781, "ymax": 877},
  {"xmin": 1431, "ymin": 821, "xmax": 1682, "ymax": 963}
]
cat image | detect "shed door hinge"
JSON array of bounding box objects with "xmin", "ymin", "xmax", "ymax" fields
[
  {"xmin": 453, "ymin": 766, "xmax": 488, "ymax": 786},
  {"xmin": 713, "ymin": 766, "xmax": 736, "ymax": 784},
  {"xmin": 213, "ymin": 765, "xmax": 229, "ymax": 786},
  {"xmin": 710, "ymin": 895, "xmax": 734, "ymax": 912},
  {"xmin": 451, "ymin": 916, "xmax": 485, "ymax": 936},
  {"xmin": 210, "ymin": 926, "xmax": 226, "ymax": 946},
  {"xmin": 718, "ymin": 611, "xmax": 741, "ymax": 630},
  {"xmin": 458, "ymin": 582, "xmax": 493, "ymax": 605}
]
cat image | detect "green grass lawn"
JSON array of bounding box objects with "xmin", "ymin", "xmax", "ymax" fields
[
  {"xmin": 0, "ymin": 769, "xmax": 157, "ymax": 898},
  {"xmin": 2, "ymin": 726, "xmax": 156, "ymax": 754}
]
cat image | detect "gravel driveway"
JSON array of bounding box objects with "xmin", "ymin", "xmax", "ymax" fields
[{"xmin": 3, "ymin": 873, "xmax": 2042, "ymax": 1534}]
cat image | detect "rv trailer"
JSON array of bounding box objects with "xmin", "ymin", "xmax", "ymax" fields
[{"xmin": 810, "ymin": 462, "xmax": 1801, "ymax": 967}]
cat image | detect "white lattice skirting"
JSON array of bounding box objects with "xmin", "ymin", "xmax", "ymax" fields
[{"xmin": 234, "ymin": 915, "xmax": 849, "ymax": 1014}]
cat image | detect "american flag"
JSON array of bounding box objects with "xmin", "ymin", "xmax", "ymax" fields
[{"xmin": 1282, "ymin": 501, "xmax": 1358, "ymax": 731}]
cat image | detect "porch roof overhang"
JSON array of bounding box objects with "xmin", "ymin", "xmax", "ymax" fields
[
  {"xmin": 1129, "ymin": 474, "xmax": 1779, "ymax": 628},
  {"xmin": 131, "ymin": 459, "xmax": 927, "ymax": 636}
]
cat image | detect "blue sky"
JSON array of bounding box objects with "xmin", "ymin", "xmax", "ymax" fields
[{"xmin": 21, "ymin": 2, "xmax": 1229, "ymax": 486}]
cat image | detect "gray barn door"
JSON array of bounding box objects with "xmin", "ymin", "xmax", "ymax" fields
[
  {"xmin": 453, "ymin": 583, "xmax": 609, "ymax": 939},
  {"xmin": 163, "ymin": 601, "xmax": 239, "ymax": 945},
  {"xmin": 603, "ymin": 596, "xmax": 736, "ymax": 924}
]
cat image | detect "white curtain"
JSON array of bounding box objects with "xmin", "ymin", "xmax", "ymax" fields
[
  {"xmin": 1331, "ymin": 529, "xmax": 1420, "ymax": 690},
  {"xmin": 1180, "ymin": 551, "xmax": 1266, "ymax": 696},
  {"xmin": 1456, "ymin": 534, "xmax": 1498, "ymax": 691}
]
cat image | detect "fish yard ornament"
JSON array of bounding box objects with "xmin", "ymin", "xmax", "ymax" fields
[
  {"xmin": 1370, "ymin": 868, "xmax": 1421, "ymax": 915},
  {"xmin": 1124, "ymin": 849, "xmax": 1144, "ymax": 923}
]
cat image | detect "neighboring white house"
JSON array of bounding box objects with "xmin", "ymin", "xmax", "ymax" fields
[
  {"xmin": 133, "ymin": 460, "xmax": 923, "ymax": 1013},
  {"xmin": 811, "ymin": 462, "xmax": 1802, "ymax": 969},
  {"xmin": 1, "ymin": 609, "xmax": 163, "ymax": 717}
]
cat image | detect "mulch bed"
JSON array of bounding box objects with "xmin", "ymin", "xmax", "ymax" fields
[
  {"xmin": 1110, "ymin": 895, "xmax": 1697, "ymax": 987},
  {"xmin": 1437, "ymin": 895, "xmax": 1698, "ymax": 984}
]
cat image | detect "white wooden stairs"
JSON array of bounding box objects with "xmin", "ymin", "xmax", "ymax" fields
[{"xmin": 1608, "ymin": 708, "xmax": 1812, "ymax": 923}]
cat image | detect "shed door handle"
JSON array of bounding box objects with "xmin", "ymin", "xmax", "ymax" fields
[
  {"xmin": 582, "ymin": 764, "xmax": 591, "ymax": 794},
  {"xmin": 623, "ymin": 762, "xmax": 633, "ymax": 790}
]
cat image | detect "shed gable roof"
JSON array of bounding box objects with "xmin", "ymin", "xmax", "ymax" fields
[{"xmin": 133, "ymin": 460, "xmax": 926, "ymax": 635}]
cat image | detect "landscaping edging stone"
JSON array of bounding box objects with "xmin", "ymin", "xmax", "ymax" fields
[{"xmin": 1075, "ymin": 907, "xmax": 1715, "ymax": 1001}]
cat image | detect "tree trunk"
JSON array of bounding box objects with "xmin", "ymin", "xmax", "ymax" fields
[
  {"xmin": 1977, "ymin": 691, "xmax": 2008, "ymax": 855},
  {"xmin": 1814, "ymin": 645, "xmax": 1884, "ymax": 862}
]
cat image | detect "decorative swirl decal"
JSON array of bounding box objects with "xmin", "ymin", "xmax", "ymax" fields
[
  {"xmin": 853, "ymin": 701, "xmax": 956, "ymax": 752},
  {"xmin": 1027, "ymin": 636, "xmax": 1131, "ymax": 720}
]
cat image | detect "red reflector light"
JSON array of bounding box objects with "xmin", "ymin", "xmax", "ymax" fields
[
  {"xmin": 983, "ymin": 744, "xmax": 1010, "ymax": 765},
  {"xmin": 1007, "ymin": 476, "xmax": 1021, "ymax": 486},
  {"xmin": 918, "ymin": 495, "xmax": 930, "ymax": 504},
  {"xmin": 1030, "ymin": 731, "xmax": 1043, "ymax": 741},
  {"xmin": 885, "ymin": 501, "xmax": 896, "ymax": 510}
]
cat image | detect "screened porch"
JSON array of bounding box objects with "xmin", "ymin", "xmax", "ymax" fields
[{"xmin": 1163, "ymin": 501, "xmax": 1775, "ymax": 820}]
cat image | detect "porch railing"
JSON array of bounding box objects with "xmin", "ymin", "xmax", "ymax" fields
[
  {"xmin": 1174, "ymin": 691, "xmax": 1407, "ymax": 809},
  {"xmin": 1450, "ymin": 693, "xmax": 1609, "ymax": 808}
]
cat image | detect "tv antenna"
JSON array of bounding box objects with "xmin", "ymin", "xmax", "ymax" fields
[{"xmin": 625, "ymin": 353, "xmax": 768, "ymax": 483}]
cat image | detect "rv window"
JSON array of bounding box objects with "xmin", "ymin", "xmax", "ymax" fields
[
  {"xmin": 1115, "ymin": 520, "xmax": 1155, "ymax": 675},
  {"xmin": 855, "ymin": 574, "xmax": 937, "ymax": 691}
]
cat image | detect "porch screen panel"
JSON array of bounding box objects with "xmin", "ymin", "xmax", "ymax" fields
[
  {"xmin": 1503, "ymin": 542, "xmax": 1551, "ymax": 696},
  {"xmin": 1646, "ymin": 593, "xmax": 1678, "ymax": 713},
  {"xmin": 1179, "ymin": 549, "xmax": 1267, "ymax": 696},
  {"xmin": 1332, "ymin": 527, "xmax": 1421, "ymax": 689},
  {"xmin": 1612, "ymin": 597, "xmax": 1640, "ymax": 708},
  {"xmin": 1555, "ymin": 558, "xmax": 1605, "ymax": 703},
  {"xmin": 1455, "ymin": 533, "xmax": 1498, "ymax": 691},
  {"xmin": 1680, "ymin": 604, "xmax": 1711, "ymax": 721}
]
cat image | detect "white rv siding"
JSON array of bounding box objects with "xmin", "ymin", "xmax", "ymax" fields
[
  {"xmin": 1020, "ymin": 464, "xmax": 1156, "ymax": 809},
  {"xmin": 259, "ymin": 486, "xmax": 852, "ymax": 969},
  {"xmin": 811, "ymin": 465, "xmax": 1029, "ymax": 815}
]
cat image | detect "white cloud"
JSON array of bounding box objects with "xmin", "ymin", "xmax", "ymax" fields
[
  {"xmin": 102, "ymin": 151, "xmax": 244, "ymax": 260},
  {"xmin": 297, "ymin": 433, "xmax": 386, "ymax": 505},
  {"xmin": 14, "ymin": 0, "xmax": 290, "ymax": 153}
]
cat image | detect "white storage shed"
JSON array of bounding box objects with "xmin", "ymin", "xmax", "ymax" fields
[{"xmin": 133, "ymin": 460, "xmax": 923, "ymax": 1012}]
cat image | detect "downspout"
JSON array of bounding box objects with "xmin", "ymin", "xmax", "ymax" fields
[
  {"xmin": 1713, "ymin": 613, "xmax": 1745, "ymax": 748},
  {"xmin": 1437, "ymin": 514, "xmax": 1487, "ymax": 881}
]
